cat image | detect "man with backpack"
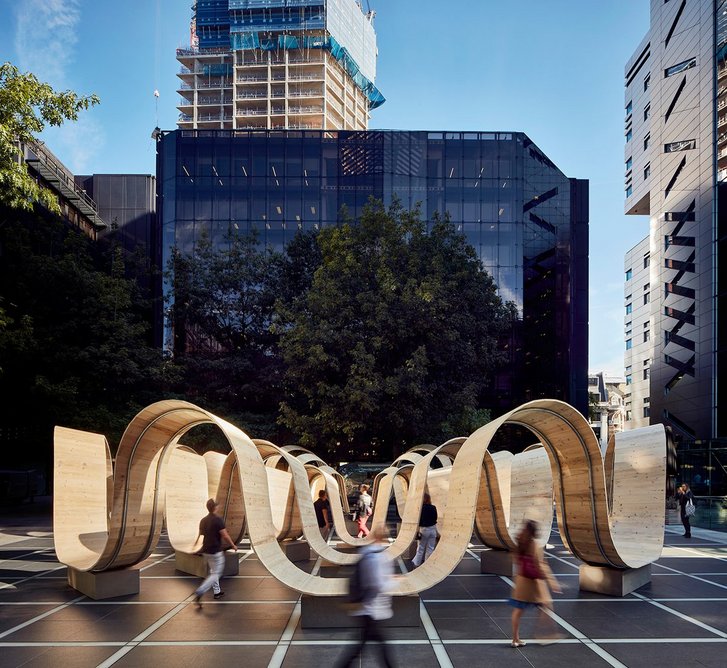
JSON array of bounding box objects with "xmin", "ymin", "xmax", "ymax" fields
[{"xmin": 336, "ymin": 527, "xmax": 395, "ymax": 667}]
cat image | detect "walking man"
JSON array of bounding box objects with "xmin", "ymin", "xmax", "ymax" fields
[
  {"xmin": 335, "ymin": 527, "xmax": 395, "ymax": 667},
  {"xmin": 194, "ymin": 498, "xmax": 237, "ymax": 607},
  {"xmin": 314, "ymin": 489, "xmax": 331, "ymax": 538}
]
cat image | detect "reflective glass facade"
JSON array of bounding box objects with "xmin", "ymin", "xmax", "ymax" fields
[{"xmin": 156, "ymin": 129, "xmax": 589, "ymax": 415}]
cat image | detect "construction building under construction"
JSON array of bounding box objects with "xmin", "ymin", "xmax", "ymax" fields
[{"xmin": 176, "ymin": 0, "xmax": 383, "ymax": 131}]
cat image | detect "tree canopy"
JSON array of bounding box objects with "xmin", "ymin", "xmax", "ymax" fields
[
  {"xmin": 276, "ymin": 200, "xmax": 516, "ymax": 461},
  {"xmin": 0, "ymin": 62, "xmax": 99, "ymax": 213},
  {"xmin": 0, "ymin": 205, "xmax": 176, "ymax": 463}
]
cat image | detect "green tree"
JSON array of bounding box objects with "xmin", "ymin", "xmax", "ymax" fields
[
  {"xmin": 168, "ymin": 230, "xmax": 286, "ymax": 440},
  {"xmin": 277, "ymin": 200, "xmax": 516, "ymax": 461},
  {"xmin": 0, "ymin": 205, "xmax": 177, "ymax": 463},
  {"xmin": 0, "ymin": 62, "xmax": 99, "ymax": 213}
]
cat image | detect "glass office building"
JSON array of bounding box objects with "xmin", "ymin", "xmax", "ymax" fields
[{"xmin": 156, "ymin": 128, "xmax": 589, "ymax": 415}]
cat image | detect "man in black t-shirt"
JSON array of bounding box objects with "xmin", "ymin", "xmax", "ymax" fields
[
  {"xmin": 193, "ymin": 498, "xmax": 237, "ymax": 608},
  {"xmin": 313, "ymin": 489, "xmax": 331, "ymax": 537}
]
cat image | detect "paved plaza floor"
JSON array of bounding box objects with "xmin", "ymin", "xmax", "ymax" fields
[{"xmin": 1, "ymin": 504, "xmax": 726, "ymax": 667}]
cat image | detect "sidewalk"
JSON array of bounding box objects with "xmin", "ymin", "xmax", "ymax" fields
[{"xmin": 1, "ymin": 520, "xmax": 726, "ymax": 667}]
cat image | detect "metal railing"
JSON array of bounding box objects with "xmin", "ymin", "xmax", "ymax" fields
[
  {"xmin": 289, "ymin": 106, "xmax": 323, "ymax": 114},
  {"xmin": 289, "ymin": 90, "xmax": 322, "ymax": 98},
  {"xmin": 177, "ymin": 47, "xmax": 229, "ymax": 56},
  {"xmin": 686, "ymin": 496, "xmax": 727, "ymax": 532},
  {"xmin": 24, "ymin": 140, "xmax": 100, "ymax": 214},
  {"xmin": 289, "ymin": 74, "xmax": 323, "ymax": 81}
]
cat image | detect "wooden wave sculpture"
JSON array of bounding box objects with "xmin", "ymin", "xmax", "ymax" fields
[{"xmin": 54, "ymin": 399, "xmax": 666, "ymax": 599}]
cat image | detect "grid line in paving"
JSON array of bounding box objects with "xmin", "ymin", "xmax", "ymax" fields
[{"xmin": 2, "ymin": 511, "xmax": 727, "ymax": 667}]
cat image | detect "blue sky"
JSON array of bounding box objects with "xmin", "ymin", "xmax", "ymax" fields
[{"xmin": 0, "ymin": 0, "xmax": 651, "ymax": 376}]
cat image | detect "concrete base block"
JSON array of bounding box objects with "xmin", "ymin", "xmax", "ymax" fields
[
  {"xmin": 301, "ymin": 594, "xmax": 421, "ymax": 628},
  {"xmin": 67, "ymin": 567, "xmax": 139, "ymax": 600},
  {"xmin": 480, "ymin": 549, "xmax": 514, "ymax": 576},
  {"xmin": 174, "ymin": 551, "xmax": 239, "ymax": 578},
  {"xmin": 281, "ymin": 540, "xmax": 311, "ymax": 563},
  {"xmin": 579, "ymin": 563, "xmax": 651, "ymax": 597}
]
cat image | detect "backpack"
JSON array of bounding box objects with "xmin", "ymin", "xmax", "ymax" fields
[{"xmin": 347, "ymin": 551, "xmax": 375, "ymax": 604}]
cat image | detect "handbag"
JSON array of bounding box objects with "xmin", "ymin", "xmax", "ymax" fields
[
  {"xmin": 685, "ymin": 498, "xmax": 696, "ymax": 517},
  {"xmin": 519, "ymin": 553, "xmax": 544, "ymax": 580}
]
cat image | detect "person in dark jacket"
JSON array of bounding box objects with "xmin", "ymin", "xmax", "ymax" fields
[
  {"xmin": 412, "ymin": 493, "xmax": 438, "ymax": 567},
  {"xmin": 677, "ymin": 483, "xmax": 694, "ymax": 538},
  {"xmin": 314, "ymin": 489, "xmax": 331, "ymax": 538}
]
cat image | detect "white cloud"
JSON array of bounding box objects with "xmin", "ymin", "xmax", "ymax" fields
[
  {"xmin": 45, "ymin": 114, "xmax": 106, "ymax": 174},
  {"xmin": 15, "ymin": 0, "xmax": 81, "ymax": 87},
  {"xmin": 14, "ymin": 0, "xmax": 104, "ymax": 173}
]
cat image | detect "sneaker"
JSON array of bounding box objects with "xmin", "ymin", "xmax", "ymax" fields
[
  {"xmin": 510, "ymin": 640, "xmax": 526, "ymax": 648},
  {"xmin": 194, "ymin": 594, "xmax": 202, "ymax": 609},
  {"xmin": 213, "ymin": 591, "xmax": 225, "ymax": 599}
]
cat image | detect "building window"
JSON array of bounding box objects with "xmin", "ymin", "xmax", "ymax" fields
[
  {"xmin": 626, "ymin": 410, "xmax": 632, "ymax": 421},
  {"xmin": 626, "ymin": 268, "xmax": 632, "ymax": 280},
  {"xmin": 626, "ymin": 373, "xmax": 632, "ymax": 385},
  {"xmin": 626, "ymin": 338, "xmax": 633, "ymax": 350},
  {"xmin": 644, "ymin": 133, "xmax": 650, "ymax": 150},
  {"xmin": 626, "ymin": 157, "xmax": 633, "ymax": 171},
  {"xmin": 643, "ymin": 367, "xmax": 650, "ymax": 380},
  {"xmin": 644, "ymin": 162, "xmax": 651, "ymax": 179},
  {"xmin": 626, "ymin": 101, "xmax": 633, "ymax": 117},
  {"xmin": 665, "ymin": 58, "xmax": 696, "ymax": 77},
  {"xmin": 643, "ymin": 407, "xmax": 650, "ymax": 418},
  {"xmin": 626, "ymin": 185, "xmax": 633, "ymax": 197},
  {"xmin": 643, "ymin": 253, "xmax": 650, "ymax": 268},
  {"xmin": 644, "ymin": 73, "xmax": 651, "ymax": 90},
  {"xmin": 626, "ymin": 303, "xmax": 633, "ymax": 314},
  {"xmin": 644, "ymin": 104, "xmax": 651, "ymax": 121},
  {"xmin": 626, "ymin": 129, "xmax": 633, "ymax": 142},
  {"xmin": 644, "ymin": 330, "xmax": 650, "ymax": 342},
  {"xmin": 665, "ymin": 139, "xmax": 696, "ymax": 152},
  {"xmin": 665, "ymin": 210, "xmax": 695, "ymax": 222},
  {"xmin": 644, "ymin": 292, "xmax": 650, "ymax": 305}
]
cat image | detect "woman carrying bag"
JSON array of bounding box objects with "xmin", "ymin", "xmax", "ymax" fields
[{"xmin": 508, "ymin": 520, "xmax": 562, "ymax": 648}]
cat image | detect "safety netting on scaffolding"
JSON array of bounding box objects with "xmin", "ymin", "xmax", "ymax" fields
[{"xmin": 230, "ymin": 32, "xmax": 385, "ymax": 109}]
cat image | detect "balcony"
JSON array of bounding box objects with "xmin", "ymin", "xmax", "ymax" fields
[
  {"xmin": 289, "ymin": 90, "xmax": 322, "ymax": 98},
  {"xmin": 198, "ymin": 97, "xmax": 230, "ymax": 106},
  {"xmin": 289, "ymin": 106, "xmax": 323, "ymax": 115},
  {"xmin": 196, "ymin": 81, "xmax": 232, "ymax": 89},
  {"xmin": 236, "ymin": 109, "xmax": 269, "ymax": 117},
  {"xmin": 289, "ymin": 74, "xmax": 323, "ymax": 82},
  {"xmin": 236, "ymin": 92, "xmax": 268, "ymax": 99},
  {"xmin": 177, "ymin": 47, "xmax": 229, "ymax": 57},
  {"xmin": 237, "ymin": 76, "xmax": 268, "ymax": 83}
]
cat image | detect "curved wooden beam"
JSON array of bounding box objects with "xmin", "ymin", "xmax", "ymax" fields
[{"xmin": 54, "ymin": 398, "xmax": 665, "ymax": 598}]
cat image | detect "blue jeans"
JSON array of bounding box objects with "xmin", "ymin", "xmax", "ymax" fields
[
  {"xmin": 412, "ymin": 526, "xmax": 438, "ymax": 566},
  {"xmin": 195, "ymin": 551, "xmax": 224, "ymax": 596}
]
